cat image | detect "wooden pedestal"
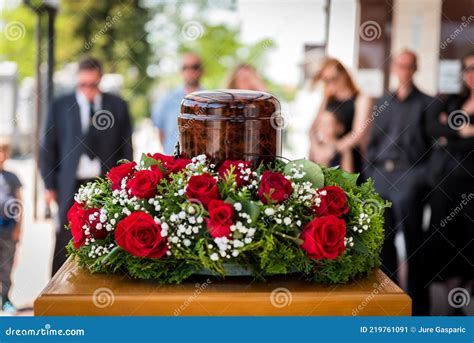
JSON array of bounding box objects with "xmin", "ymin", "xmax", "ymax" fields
[{"xmin": 34, "ymin": 259, "xmax": 411, "ymax": 316}]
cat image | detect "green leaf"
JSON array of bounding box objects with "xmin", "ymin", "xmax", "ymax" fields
[
  {"xmin": 117, "ymin": 159, "xmax": 131, "ymax": 165},
  {"xmin": 140, "ymin": 153, "xmax": 166, "ymax": 172},
  {"xmin": 275, "ymin": 232, "xmax": 304, "ymax": 245},
  {"xmin": 241, "ymin": 200, "xmax": 261, "ymax": 223},
  {"xmin": 100, "ymin": 246, "xmax": 123, "ymax": 265},
  {"xmin": 224, "ymin": 197, "xmax": 236, "ymax": 204},
  {"xmin": 339, "ymin": 170, "xmax": 359, "ymax": 188},
  {"xmin": 350, "ymin": 235, "xmax": 369, "ymax": 255},
  {"xmin": 284, "ymin": 159, "xmax": 324, "ymax": 189}
]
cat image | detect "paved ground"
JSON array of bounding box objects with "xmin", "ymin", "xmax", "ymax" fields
[{"xmin": 1, "ymin": 158, "xmax": 54, "ymax": 316}]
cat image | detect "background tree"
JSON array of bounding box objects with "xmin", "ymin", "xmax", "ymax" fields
[{"xmin": 1, "ymin": 0, "xmax": 285, "ymax": 121}]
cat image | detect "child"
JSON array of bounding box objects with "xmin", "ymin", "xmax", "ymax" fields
[
  {"xmin": 315, "ymin": 108, "xmax": 354, "ymax": 172},
  {"xmin": 0, "ymin": 139, "xmax": 22, "ymax": 313}
]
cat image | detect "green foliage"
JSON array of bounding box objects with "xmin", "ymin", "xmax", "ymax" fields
[
  {"xmin": 67, "ymin": 156, "xmax": 388, "ymax": 285},
  {"xmin": 284, "ymin": 159, "xmax": 324, "ymax": 188},
  {"xmin": 58, "ymin": 0, "xmax": 153, "ymax": 120},
  {"xmin": 0, "ymin": 6, "xmax": 36, "ymax": 78},
  {"xmin": 180, "ymin": 24, "xmax": 276, "ymax": 90}
]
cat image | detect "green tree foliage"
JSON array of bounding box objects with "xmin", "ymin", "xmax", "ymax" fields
[
  {"xmin": 1, "ymin": 0, "xmax": 284, "ymax": 120},
  {"xmin": 58, "ymin": 0, "xmax": 152, "ymax": 119},
  {"xmin": 0, "ymin": 5, "xmax": 36, "ymax": 78}
]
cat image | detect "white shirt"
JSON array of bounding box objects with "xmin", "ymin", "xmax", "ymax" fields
[{"xmin": 75, "ymin": 91, "xmax": 102, "ymax": 180}]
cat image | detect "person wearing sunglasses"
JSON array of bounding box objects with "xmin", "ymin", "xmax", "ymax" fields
[
  {"xmin": 39, "ymin": 56, "xmax": 133, "ymax": 276},
  {"xmin": 152, "ymin": 53, "xmax": 203, "ymax": 155},
  {"xmin": 424, "ymin": 51, "xmax": 474, "ymax": 314}
]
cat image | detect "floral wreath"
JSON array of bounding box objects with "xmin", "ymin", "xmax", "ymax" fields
[{"xmin": 67, "ymin": 153, "xmax": 388, "ymax": 284}]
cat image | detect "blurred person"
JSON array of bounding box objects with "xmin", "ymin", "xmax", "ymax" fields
[
  {"xmin": 366, "ymin": 50, "xmax": 434, "ymax": 315},
  {"xmin": 226, "ymin": 63, "xmax": 267, "ymax": 91},
  {"xmin": 316, "ymin": 104, "xmax": 354, "ymax": 172},
  {"xmin": 424, "ymin": 50, "xmax": 474, "ymax": 313},
  {"xmin": 152, "ymin": 53, "xmax": 203, "ymax": 155},
  {"xmin": 308, "ymin": 58, "xmax": 372, "ymax": 174},
  {"xmin": 0, "ymin": 139, "xmax": 22, "ymax": 313},
  {"xmin": 40, "ymin": 56, "xmax": 133, "ymax": 276}
]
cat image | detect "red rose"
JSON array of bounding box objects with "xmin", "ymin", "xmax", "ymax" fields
[
  {"xmin": 67, "ymin": 203, "xmax": 109, "ymax": 249},
  {"xmin": 258, "ymin": 171, "xmax": 292, "ymax": 204},
  {"xmin": 67, "ymin": 203, "xmax": 88, "ymax": 249},
  {"xmin": 107, "ymin": 162, "xmax": 136, "ymax": 191},
  {"xmin": 300, "ymin": 215, "xmax": 346, "ymax": 260},
  {"xmin": 218, "ymin": 160, "xmax": 252, "ymax": 187},
  {"xmin": 185, "ymin": 173, "xmax": 219, "ymax": 208},
  {"xmin": 206, "ymin": 200, "xmax": 234, "ymax": 238},
  {"xmin": 165, "ymin": 158, "xmax": 191, "ymax": 176},
  {"xmin": 147, "ymin": 153, "xmax": 190, "ymax": 176},
  {"xmin": 126, "ymin": 166, "xmax": 163, "ymax": 198},
  {"xmin": 147, "ymin": 153, "xmax": 175, "ymax": 166},
  {"xmin": 313, "ymin": 186, "xmax": 349, "ymax": 217},
  {"xmin": 115, "ymin": 212, "xmax": 168, "ymax": 258}
]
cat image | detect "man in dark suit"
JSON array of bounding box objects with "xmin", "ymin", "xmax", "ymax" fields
[
  {"xmin": 40, "ymin": 56, "xmax": 133, "ymax": 275},
  {"xmin": 366, "ymin": 50, "xmax": 434, "ymax": 315}
]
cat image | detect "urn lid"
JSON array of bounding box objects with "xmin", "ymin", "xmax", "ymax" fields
[{"xmin": 180, "ymin": 89, "xmax": 280, "ymax": 119}]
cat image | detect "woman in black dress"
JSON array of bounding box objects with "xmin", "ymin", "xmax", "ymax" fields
[
  {"xmin": 425, "ymin": 51, "xmax": 474, "ymax": 314},
  {"xmin": 308, "ymin": 58, "xmax": 372, "ymax": 174}
]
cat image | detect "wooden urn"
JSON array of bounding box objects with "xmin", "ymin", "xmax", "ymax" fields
[{"xmin": 178, "ymin": 89, "xmax": 282, "ymax": 167}]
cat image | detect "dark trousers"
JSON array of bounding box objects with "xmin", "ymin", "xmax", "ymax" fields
[
  {"xmin": 425, "ymin": 154, "xmax": 474, "ymax": 283},
  {"xmin": 51, "ymin": 179, "xmax": 94, "ymax": 276},
  {"xmin": 0, "ymin": 229, "xmax": 16, "ymax": 305},
  {"xmin": 368, "ymin": 165, "xmax": 430, "ymax": 315}
]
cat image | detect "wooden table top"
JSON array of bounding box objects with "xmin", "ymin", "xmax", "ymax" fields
[{"xmin": 34, "ymin": 259, "xmax": 411, "ymax": 316}]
